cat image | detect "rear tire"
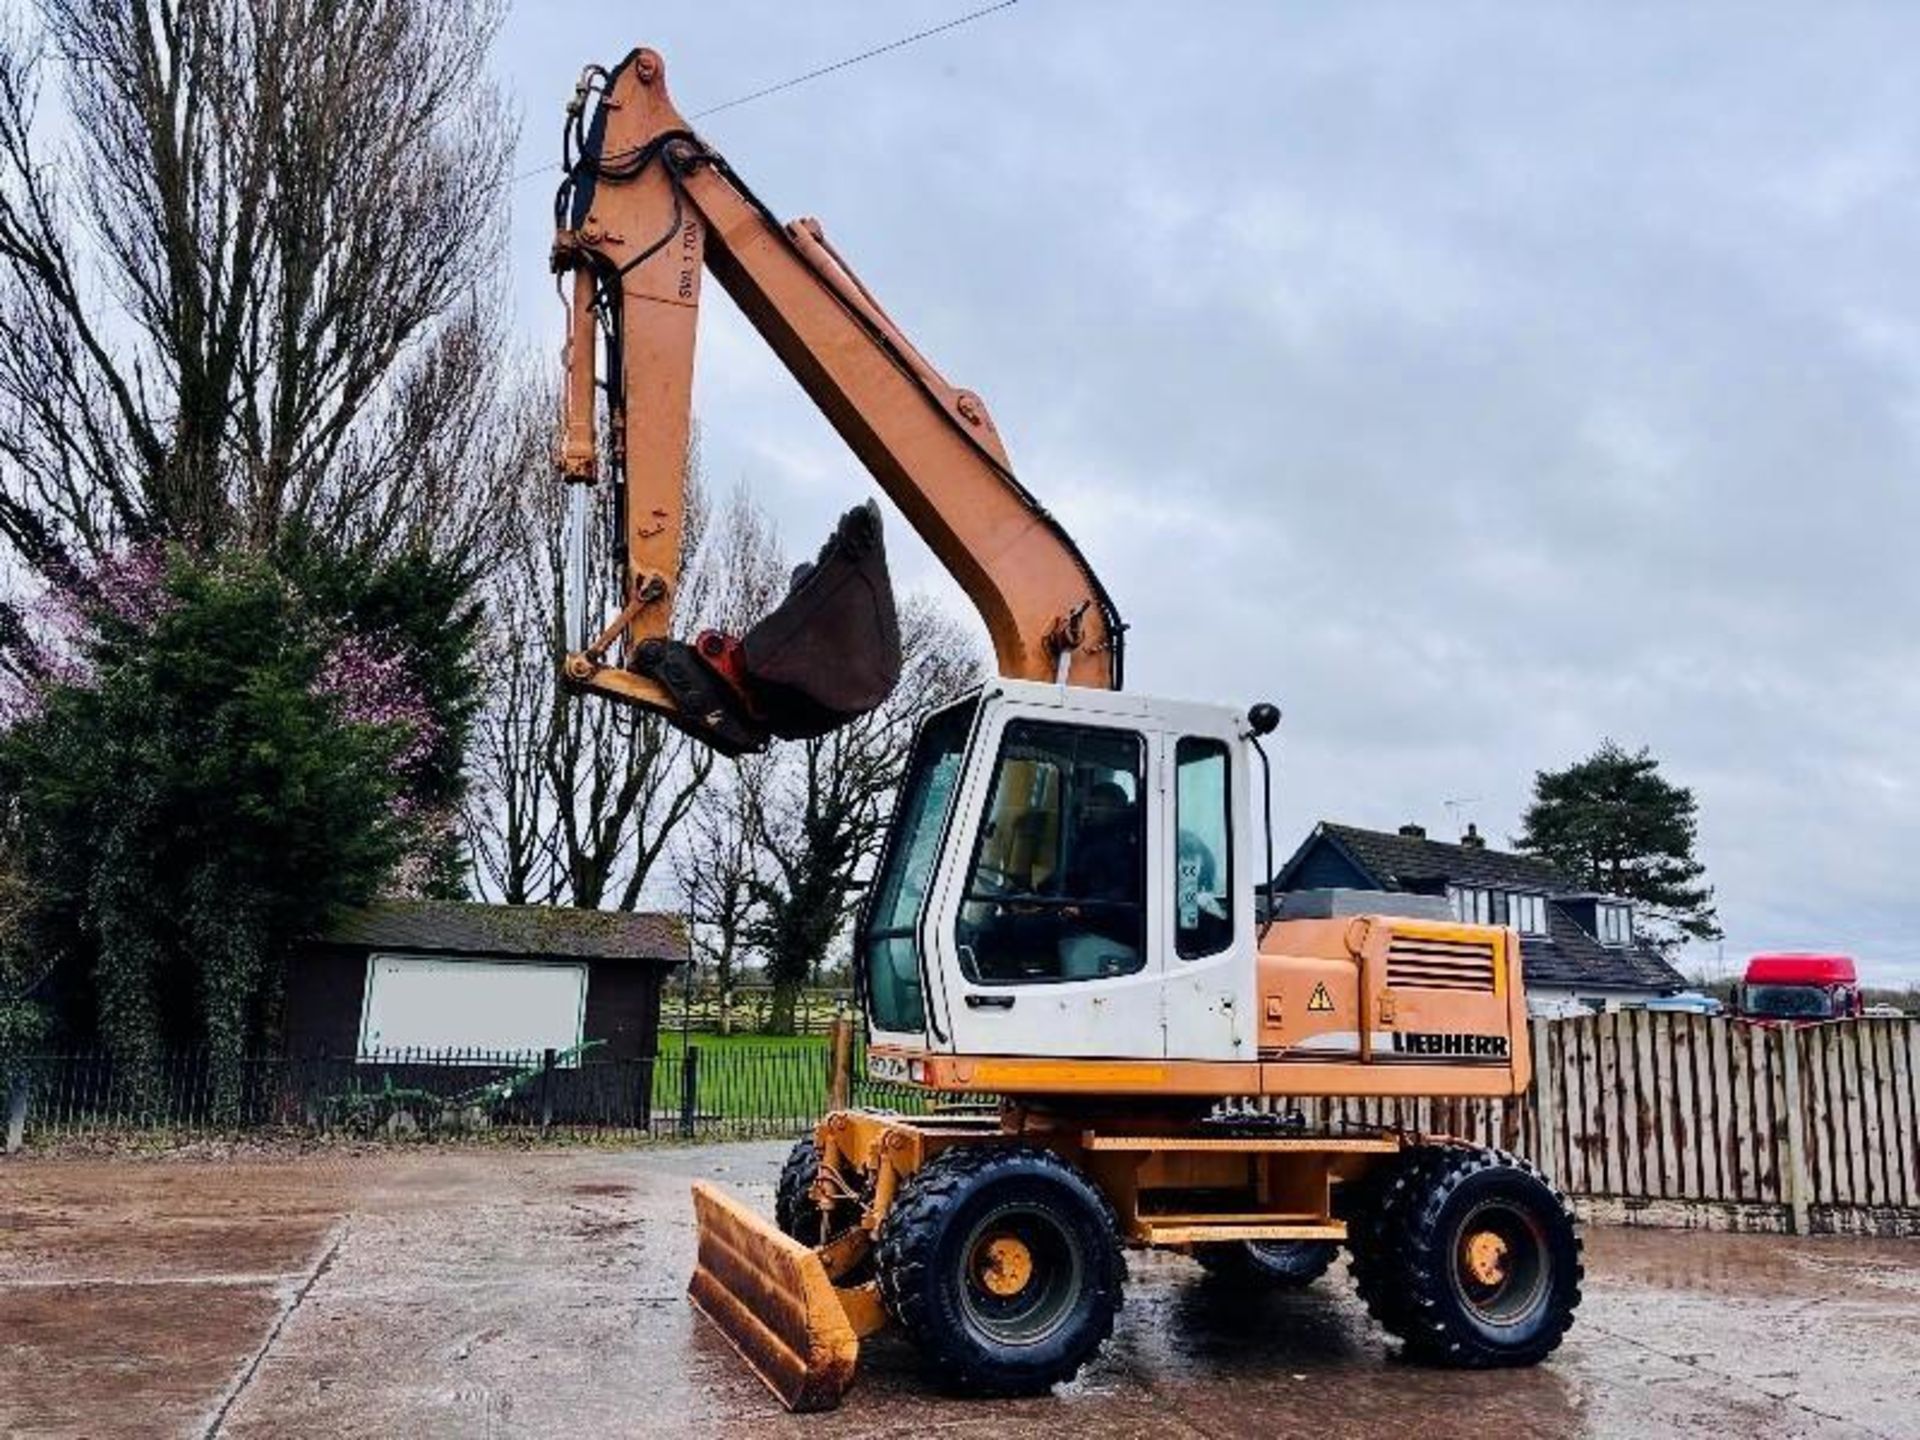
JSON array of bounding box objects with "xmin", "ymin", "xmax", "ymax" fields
[
  {"xmin": 875, "ymin": 1145, "xmax": 1125, "ymax": 1396},
  {"xmin": 1346, "ymin": 1147, "xmax": 1448, "ymax": 1338},
  {"xmin": 1195, "ymin": 1239, "xmax": 1338, "ymax": 1287},
  {"xmin": 1370, "ymin": 1146, "xmax": 1583, "ymax": 1366}
]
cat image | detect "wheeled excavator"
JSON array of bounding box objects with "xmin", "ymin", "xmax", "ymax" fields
[{"xmin": 551, "ymin": 47, "xmax": 1583, "ymax": 1412}]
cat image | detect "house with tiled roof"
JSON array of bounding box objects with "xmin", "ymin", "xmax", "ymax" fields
[{"xmin": 1272, "ymin": 820, "xmax": 1685, "ymax": 1012}]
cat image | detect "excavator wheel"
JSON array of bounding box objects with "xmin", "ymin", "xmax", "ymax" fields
[
  {"xmin": 1345, "ymin": 1146, "xmax": 1451, "ymax": 1339},
  {"xmin": 874, "ymin": 1145, "xmax": 1125, "ymax": 1396},
  {"xmin": 1370, "ymin": 1146, "xmax": 1583, "ymax": 1367},
  {"xmin": 1194, "ymin": 1239, "xmax": 1339, "ymax": 1288}
]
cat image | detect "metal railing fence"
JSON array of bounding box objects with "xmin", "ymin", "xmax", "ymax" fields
[{"xmin": 1, "ymin": 1042, "xmax": 843, "ymax": 1146}]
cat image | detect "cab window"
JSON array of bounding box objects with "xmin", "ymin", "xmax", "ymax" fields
[
  {"xmin": 859, "ymin": 698, "xmax": 976, "ymax": 1032},
  {"xmin": 957, "ymin": 720, "xmax": 1146, "ymax": 984},
  {"xmin": 1175, "ymin": 737, "xmax": 1232, "ymax": 958}
]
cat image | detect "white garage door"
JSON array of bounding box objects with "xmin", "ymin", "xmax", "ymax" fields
[{"xmin": 358, "ymin": 954, "xmax": 588, "ymax": 1061}]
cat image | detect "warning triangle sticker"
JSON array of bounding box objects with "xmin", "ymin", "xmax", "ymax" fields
[{"xmin": 1308, "ymin": 982, "xmax": 1334, "ymax": 1013}]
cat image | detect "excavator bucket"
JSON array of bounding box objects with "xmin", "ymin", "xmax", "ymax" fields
[
  {"xmin": 741, "ymin": 499, "xmax": 901, "ymax": 740},
  {"xmin": 632, "ymin": 501, "xmax": 902, "ymax": 755},
  {"xmin": 686, "ymin": 1181, "xmax": 861, "ymax": 1413}
]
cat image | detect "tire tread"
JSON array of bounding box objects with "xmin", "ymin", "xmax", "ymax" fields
[
  {"xmin": 773, "ymin": 1134, "xmax": 823, "ymax": 1241},
  {"xmin": 874, "ymin": 1144, "xmax": 1125, "ymax": 1395},
  {"xmin": 1379, "ymin": 1144, "xmax": 1584, "ymax": 1367}
]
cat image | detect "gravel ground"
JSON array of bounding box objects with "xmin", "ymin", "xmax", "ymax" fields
[{"xmin": 2, "ymin": 1141, "xmax": 1916, "ymax": 1439}]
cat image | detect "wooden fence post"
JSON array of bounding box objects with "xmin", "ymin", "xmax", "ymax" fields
[
  {"xmin": 827, "ymin": 1018, "xmax": 854, "ymax": 1112},
  {"xmin": 1780, "ymin": 1027, "xmax": 1812, "ymax": 1235},
  {"xmin": 1531, "ymin": 1017, "xmax": 1561, "ymax": 1184},
  {"xmin": 5, "ymin": 1075, "xmax": 27, "ymax": 1154}
]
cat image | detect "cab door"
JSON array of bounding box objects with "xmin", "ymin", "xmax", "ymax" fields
[
  {"xmin": 1160, "ymin": 729, "xmax": 1255, "ymax": 1061},
  {"xmin": 932, "ymin": 708, "xmax": 1168, "ymax": 1059}
]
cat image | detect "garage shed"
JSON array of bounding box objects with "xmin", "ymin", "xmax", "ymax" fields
[{"xmin": 283, "ymin": 900, "xmax": 688, "ymax": 1063}]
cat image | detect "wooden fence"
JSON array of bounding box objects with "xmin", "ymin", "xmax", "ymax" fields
[
  {"xmin": 666, "ymin": 986, "xmax": 854, "ymax": 1037},
  {"xmin": 1297, "ymin": 1013, "xmax": 1920, "ymax": 1235}
]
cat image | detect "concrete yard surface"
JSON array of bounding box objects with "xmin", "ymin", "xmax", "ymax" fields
[{"xmin": 2, "ymin": 1142, "xmax": 1916, "ymax": 1439}]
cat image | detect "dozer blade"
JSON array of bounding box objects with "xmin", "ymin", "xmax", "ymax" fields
[{"xmin": 686, "ymin": 1181, "xmax": 861, "ymax": 1413}]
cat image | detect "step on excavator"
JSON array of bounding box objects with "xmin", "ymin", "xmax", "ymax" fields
[{"xmin": 551, "ymin": 47, "xmax": 1583, "ymax": 1412}]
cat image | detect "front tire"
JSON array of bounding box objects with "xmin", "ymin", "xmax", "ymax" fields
[
  {"xmin": 874, "ymin": 1145, "xmax": 1125, "ymax": 1396},
  {"xmin": 1195, "ymin": 1239, "xmax": 1339, "ymax": 1288},
  {"xmin": 1378, "ymin": 1147, "xmax": 1583, "ymax": 1366}
]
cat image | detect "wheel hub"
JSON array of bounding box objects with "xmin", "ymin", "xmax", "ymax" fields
[
  {"xmin": 974, "ymin": 1234, "xmax": 1035, "ymax": 1297},
  {"xmin": 1463, "ymin": 1228, "xmax": 1511, "ymax": 1287}
]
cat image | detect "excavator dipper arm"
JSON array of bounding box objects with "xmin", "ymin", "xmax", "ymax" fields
[{"xmin": 552, "ymin": 48, "xmax": 1123, "ymax": 753}]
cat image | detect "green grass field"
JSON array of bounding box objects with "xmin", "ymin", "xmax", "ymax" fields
[{"xmin": 650, "ymin": 1030, "xmax": 832, "ymax": 1127}]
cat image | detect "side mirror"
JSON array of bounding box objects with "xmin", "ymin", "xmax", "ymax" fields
[{"xmin": 1245, "ymin": 703, "xmax": 1281, "ymax": 937}]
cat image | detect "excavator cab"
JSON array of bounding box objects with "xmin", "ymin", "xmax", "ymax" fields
[
  {"xmin": 858, "ymin": 682, "xmax": 1257, "ymax": 1065},
  {"xmin": 859, "ymin": 679, "xmax": 1533, "ymax": 1080}
]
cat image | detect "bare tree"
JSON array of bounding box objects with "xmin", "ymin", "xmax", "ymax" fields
[
  {"xmin": 676, "ymin": 748, "xmax": 772, "ymax": 1033},
  {"xmin": 466, "ymin": 464, "xmax": 790, "ymax": 913},
  {"xmin": 746, "ymin": 594, "xmax": 985, "ymax": 1033},
  {"xmin": 666, "ymin": 489, "xmax": 788, "ymax": 1017},
  {"xmin": 0, "ymin": 0, "xmax": 518, "ymax": 580}
]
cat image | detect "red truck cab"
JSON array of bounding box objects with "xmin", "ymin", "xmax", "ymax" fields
[{"xmin": 1733, "ymin": 953, "xmax": 1861, "ymax": 1024}]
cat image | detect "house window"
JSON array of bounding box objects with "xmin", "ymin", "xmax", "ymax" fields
[
  {"xmin": 1511, "ymin": 893, "xmax": 1547, "ymax": 936},
  {"xmin": 1448, "ymin": 886, "xmax": 1548, "ymax": 936},
  {"xmin": 1448, "ymin": 886, "xmax": 1490, "ymax": 925},
  {"xmin": 1597, "ymin": 904, "xmax": 1633, "ymax": 947}
]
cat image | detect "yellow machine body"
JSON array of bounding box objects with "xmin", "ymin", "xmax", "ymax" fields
[{"xmin": 549, "ymin": 47, "xmax": 1575, "ymax": 1415}]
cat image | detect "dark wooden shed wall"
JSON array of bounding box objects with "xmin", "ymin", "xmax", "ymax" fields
[
  {"xmin": 582, "ymin": 960, "xmax": 670, "ymax": 1063},
  {"xmin": 282, "ymin": 945, "xmax": 676, "ymax": 1063}
]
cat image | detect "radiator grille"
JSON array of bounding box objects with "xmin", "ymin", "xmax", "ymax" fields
[{"xmin": 1386, "ymin": 931, "xmax": 1498, "ymax": 992}]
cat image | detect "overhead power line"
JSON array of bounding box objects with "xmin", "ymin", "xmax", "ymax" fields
[
  {"xmin": 513, "ymin": 1, "xmax": 1020, "ymax": 188},
  {"xmin": 689, "ymin": 1, "xmax": 1021, "ymax": 120}
]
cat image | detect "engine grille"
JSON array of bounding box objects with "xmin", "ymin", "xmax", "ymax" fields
[{"xmin": 1386, "ymin": 930, "xmax": 1498, "ymax": 992}]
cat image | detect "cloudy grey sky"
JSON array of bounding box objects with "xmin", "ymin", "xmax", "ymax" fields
[{"xmin": 494, "ymin": 2, "xmax": 1920, "ymax": 986}]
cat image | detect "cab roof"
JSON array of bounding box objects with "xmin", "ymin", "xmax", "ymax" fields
[
  {"xmin": 1744, "ymin": 953, "xmax": 1857, "ymax": 985},
  {"xmin": 986, "ymin": 678, "xmax": 1251, "ymax": 735}
]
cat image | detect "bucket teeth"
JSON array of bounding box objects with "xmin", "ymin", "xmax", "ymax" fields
[{"xmin": 686, "ymin": 1181, "xmax": 861, "ymax": 1412}]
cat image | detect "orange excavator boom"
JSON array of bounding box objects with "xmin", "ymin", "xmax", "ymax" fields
[{"xmin": 551, "ymin": 47, "xmax": 1123, "ymax": 753}]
